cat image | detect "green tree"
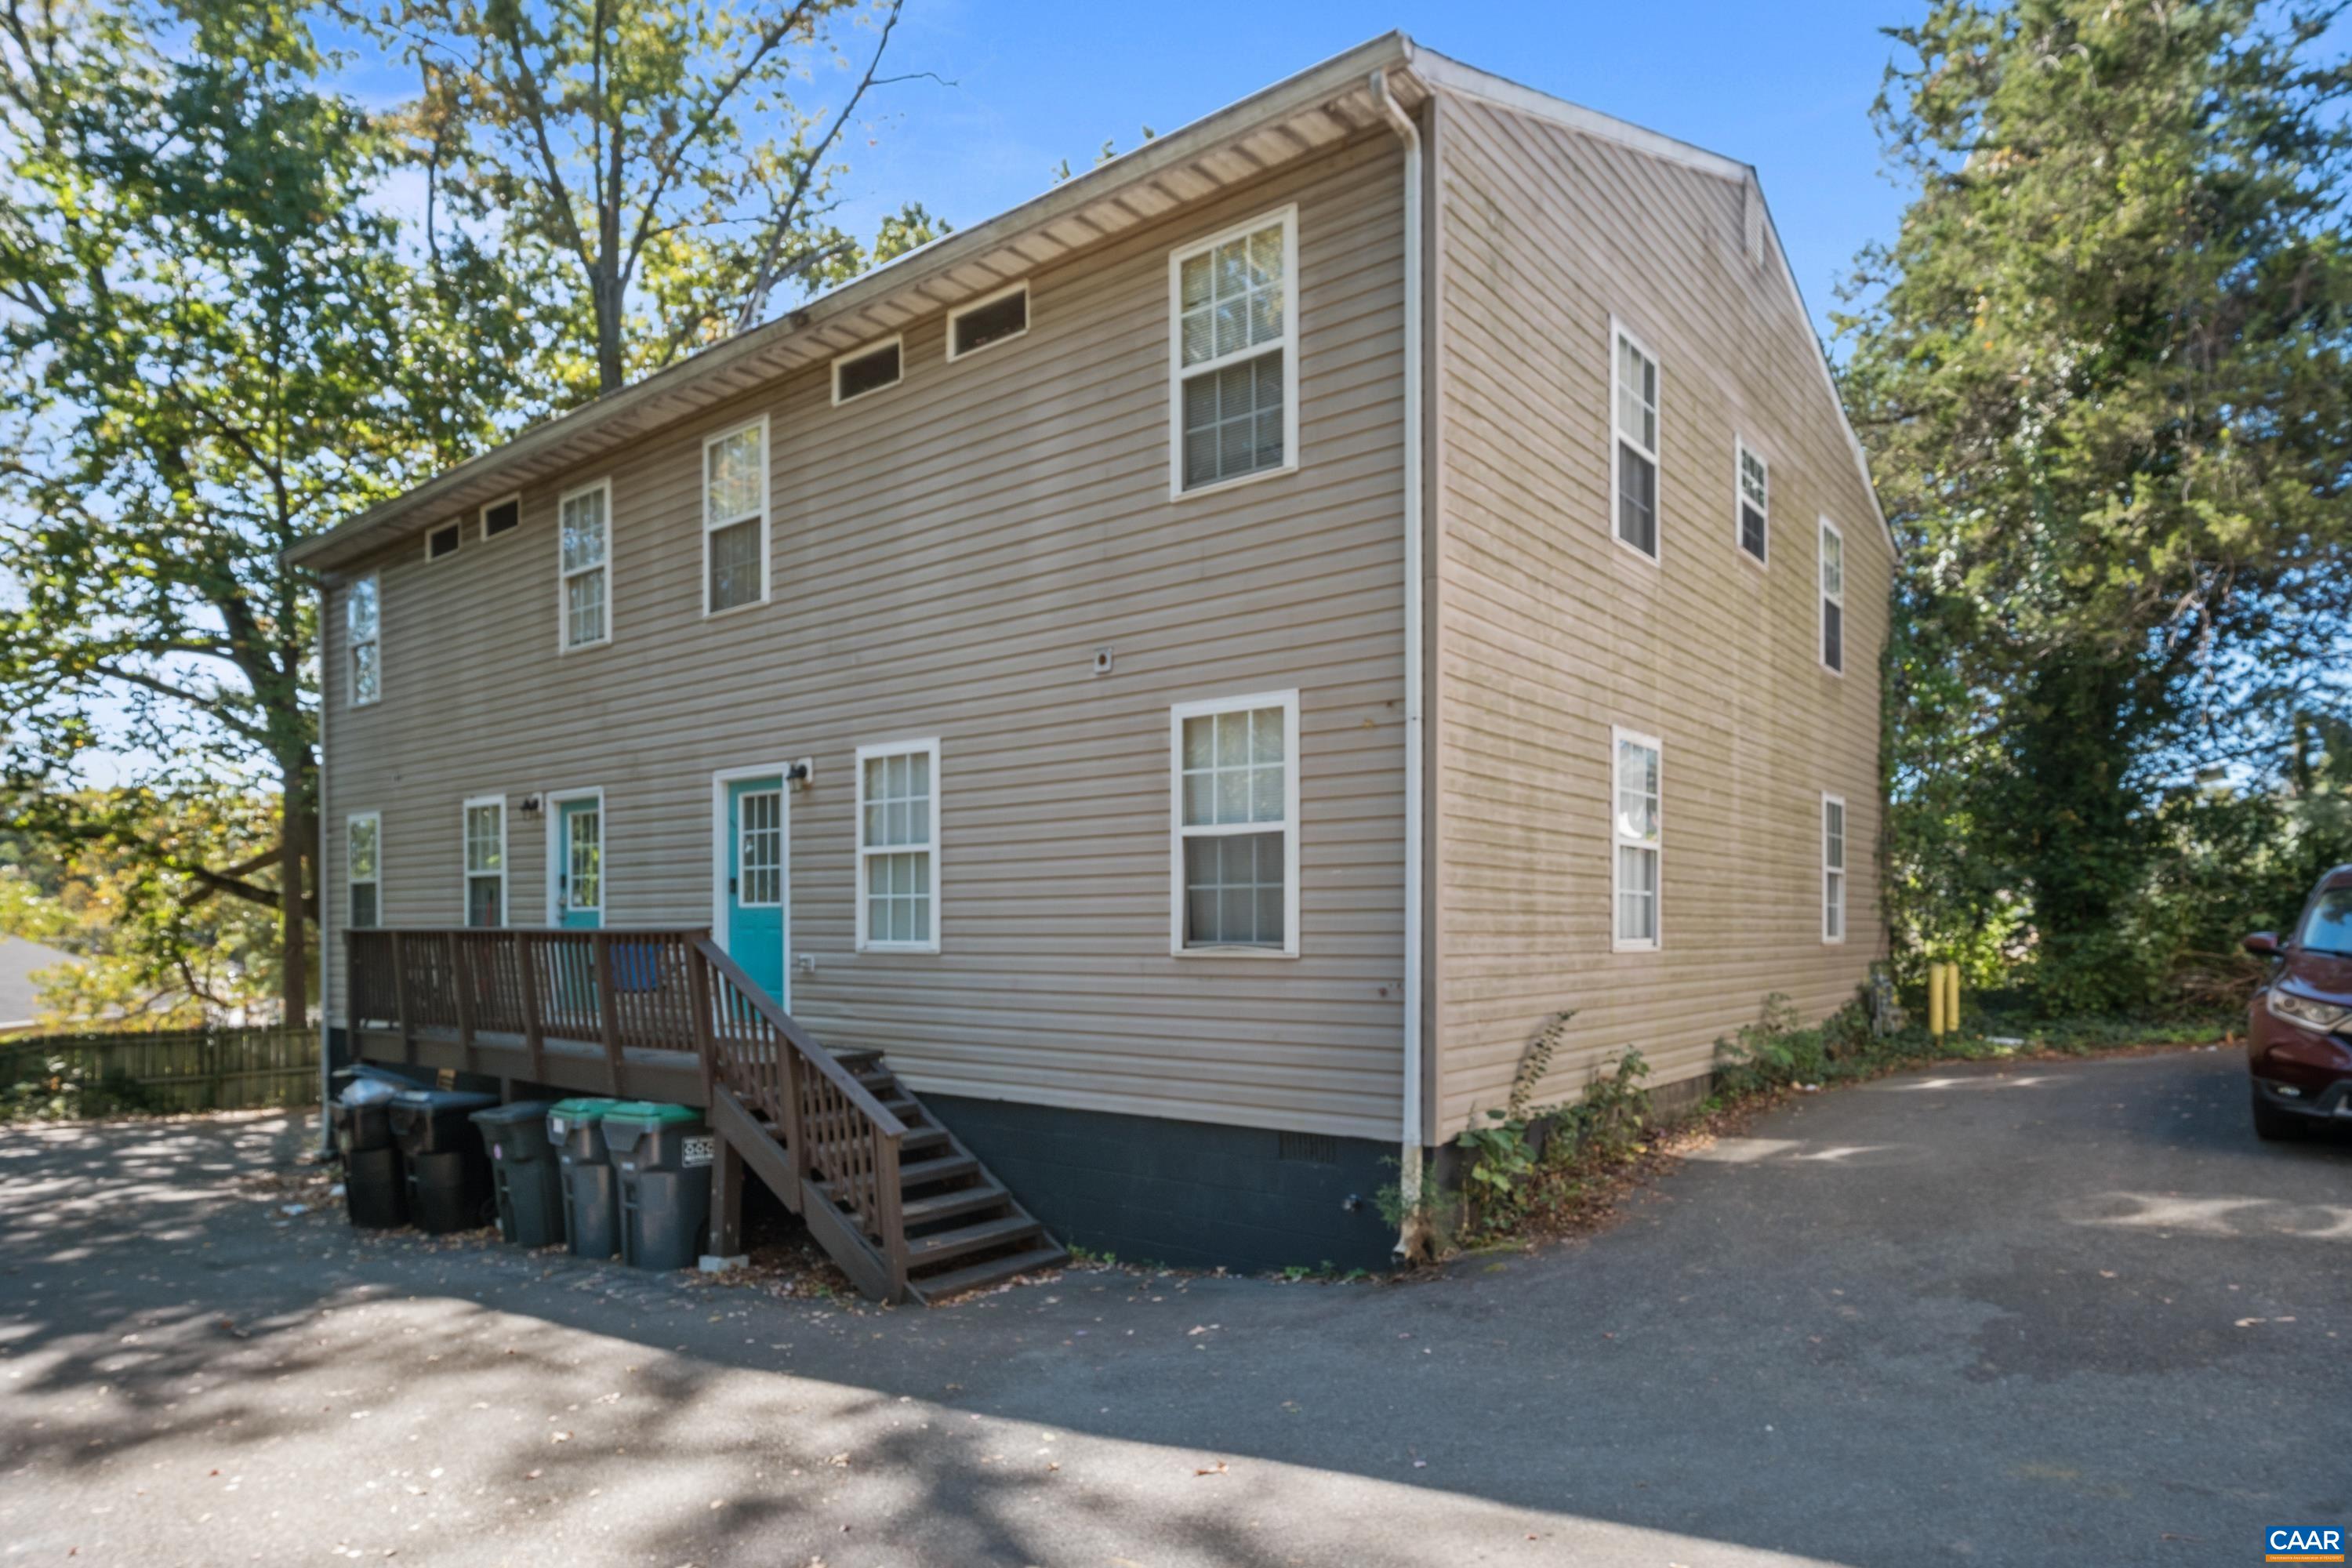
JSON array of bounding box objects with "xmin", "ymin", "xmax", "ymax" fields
[
  {"xmin": 0, "ymin": 0, "xmax": 539, "ymax": 1025},
  {"xmin": 1842, "ymin": 0, "xmax": 2352, "ymax": 1010},
  {"xmin": 0, "ymin": 789, "xmax": 285, "ymax": 1027},
  {"xmin": 369, "ymin": 0, "xmax": 935, "ymax": 397}
]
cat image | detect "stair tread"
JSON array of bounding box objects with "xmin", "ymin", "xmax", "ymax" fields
[
  {"xmin": 822, "ymin": 1152, "xmax": 975, "ymax": 1196},
  {"xmin": 901, "ymin": 1127, "xmax": 949, "ymax": 1152},
  {"xmin": 905, "ymin": 1214, "xmax": 1040, "ymax": 1261},
  {"xmin": 899, "ymin": 1185, "xmax": 1008, "ymax": 1225},
  {"xmin": 909, "ymin": 1243, "xmax": 1071, "ymax": 1303}
]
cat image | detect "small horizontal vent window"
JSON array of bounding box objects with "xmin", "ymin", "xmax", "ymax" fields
[
  {"xmin": 833, "ymin": 340, "xmax": 902, "ymax": 405},
  {"xmin": 426, "ymin": 522, "xmax": 461, "ymax": 561},
  {"xmin": 1277, "ymin": 1130, "xmax": 1338, "ymax": 1165},
  {"xmin": 949, "ymin": 286, "xmax": 1028, "ymax": 360},
  {"xmin": 481, "ymin": 497, "xmax": 520, "ymax": 539}
]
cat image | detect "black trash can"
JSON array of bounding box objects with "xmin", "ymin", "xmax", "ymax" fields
[
  {"xmin": 548, "ymin": 1098, "xmax": 622, "ymax": 1260},
  {"xmin": 601, "ymin": 1102, "xmax": 715, "ymax": 1271},
  {"xmin": 388, "ymin": 1088, "xmax": 498, "ymax": 1234},
  {"xmin": 331, "ymin": 1091, "xmax": 405, "ymax": 1229},
  {"xmin": 471, "ymin": 1101, "xmax": 563, "ymax": 1247}
]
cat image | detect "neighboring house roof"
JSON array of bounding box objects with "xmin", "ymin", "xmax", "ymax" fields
[
  {"xmin": 284, "ymin": 31, "xmax": 1889, "ymax": 575},
  {"xmin": 0, "ymin": 935, "xmax": 81, "ymax": 1032}
]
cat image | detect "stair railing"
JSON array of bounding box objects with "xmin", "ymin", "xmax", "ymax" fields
[{"xmin": 690, "ymin": 938, "xmax": 908, "ymax": 1294}]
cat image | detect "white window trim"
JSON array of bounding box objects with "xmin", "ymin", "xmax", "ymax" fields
[
  {"xmin": 543, "ymin": 786, "xmax": 605, "ymax": 922},
  {"xmin": 423, "ymin": 520, "xmax": 463, "ymax": 564},
  {"xmin": 1167, "ymin": 688, "xmax": 1303, "ymax": 959},
  {"xmin": 854, "ymin": 737, "xmax": 942, "ymax": 954},
  {"xmin": 945, "ymin": 280, "xmax": 1030, "ymax": 362},
  {"xmin": 831, "ymin": 335, "xmax": 905, "ymax": 406},
  {"xmin": 1821, "ymin": 791, "xmax": 1848, "ymax": 946},
  {"xmin": 1609, "ymin": 317, "xmax": 1663, "ymax": 566},
  {"xmin": 1166, "ymin": 204, "xmax": 1301, "ymax": 502},
  {"xmin": 708, "ymin": 763, "xmax": 794, "ymax": 1010},
  {"xmin": 1819, "ymin": 515, "xmax": 1846, "ymax": 677},
  {"xmin": 557, "ymin": 477, "xmax": 613, "ymax": 654},
  {"xmin": 1610, "ymin": 724, "xmax": 1663, "ymax": 954},
  {"xmin": 347, "ymin": 573, "xmax": 380, "ymax": 708},
  {"xmin": 1734, "ymin": 434, "xmax": 1769, "ymax": 569},
  {"xmin": 478, "ymin": 491, "xmax": 522, "ymax": 543},
  {"xmin": 461, "ymin": 794, "xmax": 508, "ymax": 929},
  {"xmin": 700, "ymin": 414, "xmax": 771, "ymax": 619},
  {"xmin": 347, "ymin": 810, "xmax": 382, "ymax": 927}
]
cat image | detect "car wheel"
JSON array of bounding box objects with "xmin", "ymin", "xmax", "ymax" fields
[{"xmin": 2252, "ymin": 1088, "xmax": 2303, "ymax": 1142}]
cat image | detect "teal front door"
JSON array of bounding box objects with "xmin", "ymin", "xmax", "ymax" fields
[
  {"xmin": 726, "ymin": 777, "xmax": 786, "ymax": 1004},
  {"xmin": 557, "ymin": 797, "xmax": 602, "ymax": 929}
]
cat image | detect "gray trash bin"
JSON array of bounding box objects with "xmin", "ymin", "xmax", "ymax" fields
[
  {"xmin": 388, "ymin": 1088, "xmax": 498, "ymax": 1234},
  {"xmin": 548, "ymin": 1097, "xmax": 622, "ymax": 1259},
  {"xmin": 332, "ymin": 1080, "xmax": 405, "ymax": 1229},
  {"xmin": 471, "ymin": 1101, "xmax": 563, "ymax": 1247},
  {"xmin": 600, "ymin": 1102, "xmax": 714, "ymax": 1271}
]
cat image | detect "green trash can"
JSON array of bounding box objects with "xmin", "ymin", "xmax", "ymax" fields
[
  {"xmin": 601, "ymin": 1102, "xmax": 715, "ymax": 1271},
  {"xmin": 470, "ymin": 1101, "xmax": 564, "ymax": 1247},
  {"xmin": 548, "ymin": 1097, "xmax": 622, "ymax": 1260}
]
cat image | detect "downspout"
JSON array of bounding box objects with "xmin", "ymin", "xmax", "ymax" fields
[
  {"xmin": 314, "ymin": 579, "xmax": 334, "ymax": 1158},
  {"xmin": 1370, "ymin": 69, "xmax": 1426, "ymax": 1242}
]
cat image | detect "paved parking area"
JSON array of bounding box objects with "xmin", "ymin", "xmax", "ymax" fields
[{"xmin": 2, "ymin": 1046, "xmax": 2346, "ymax": 1566}]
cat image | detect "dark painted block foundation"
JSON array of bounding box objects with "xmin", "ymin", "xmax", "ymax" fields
[{"xmin": 923, "ymin": 1093, "xmax": 1399, "ymax": 1274}]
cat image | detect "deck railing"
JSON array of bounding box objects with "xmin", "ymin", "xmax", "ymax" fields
[{"xmin": 345, "ymin": 925, "xmax": 907, "ymax": 1294}]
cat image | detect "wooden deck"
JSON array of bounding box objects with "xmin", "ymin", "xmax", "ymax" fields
[{"xmin": 343, "ymin": 927, "xmax": 1065, "ymax": 1301}]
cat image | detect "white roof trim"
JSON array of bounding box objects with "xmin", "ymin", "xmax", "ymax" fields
[{"xmin": 1403, "ymin": 44, "xmax": 1896, "ymax": 557}]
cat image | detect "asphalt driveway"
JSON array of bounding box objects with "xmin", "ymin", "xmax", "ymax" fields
[{"xmin": 2, "ymin": 1046, "xmax": 2346, "ymax": 1567}]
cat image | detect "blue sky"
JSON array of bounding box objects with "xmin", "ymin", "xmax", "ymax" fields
[{"xmin": 821, "ymin": 2, "xmax": 1915, "ymax": 347}]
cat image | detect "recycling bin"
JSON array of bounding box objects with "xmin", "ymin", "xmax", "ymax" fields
[
  {"xmin": 548, "ymin": 1097, "xmax": 622, "ymax": 1259},
  {"xmin": 600, "ymin": 1102, "xmax": 716, "ymax": 1271},
  {"xmin": 388, "ymin": 1087, "xmax": 498, "ymax": 1234},
  {"xmin": 331, "ymin": 1084, "xmax": 405, "ymax": 1229},
  {"xmin": 470, "ymin": 1101, "xmax": 563, "ymax": 1247}
]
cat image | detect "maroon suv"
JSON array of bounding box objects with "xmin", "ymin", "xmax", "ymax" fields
[{"xmin": 2245, "ymin": 865, "xmax": 2352, "ymax": 1139}]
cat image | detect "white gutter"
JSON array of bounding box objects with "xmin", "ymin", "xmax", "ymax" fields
[
  {"xmin": 314, "ymin": 580, "xmax": 334, "ymax": 1157},
  {"xmin": 1370, "ymin": 70, "xmax": 1426, "ymax": 1236}
]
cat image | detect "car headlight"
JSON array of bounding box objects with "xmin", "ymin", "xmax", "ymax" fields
[{"xmin": 2268, "ymin": 988, "xmax": 2352, "ymax": 1033}]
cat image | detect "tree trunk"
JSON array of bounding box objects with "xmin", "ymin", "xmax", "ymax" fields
[
  {"xmin": 593, "ymin": 267, "xmax": 625, "ymax": 395},
  {"xmin": 279, "ymin": 768, "xmax": 311, "ymax": 1027},
  {"xmin": 2005, "ymin": 655, "xmax": 2157, "ymax": 1013}
]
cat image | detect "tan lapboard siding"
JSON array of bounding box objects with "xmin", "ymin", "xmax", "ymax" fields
[
  {"xmin": 1428, "ymin": 92, "xmax": 1889, "ymax": 1134},
  {"xmin": 324, "ymin": 132, "xmax": 1410, "ymax": 1142}
]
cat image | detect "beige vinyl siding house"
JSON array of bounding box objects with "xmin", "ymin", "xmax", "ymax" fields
[
  {"xmin": 1424, "ymin": 86, "xmax": 1891, "ymax": 1133},
  {"xmin": 296, "ymin": 34, "xmax": 1891, "ymax": 1275}
]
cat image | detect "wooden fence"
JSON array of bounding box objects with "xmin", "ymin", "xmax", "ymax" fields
[{"xmin": 0, "ymin": 1025, "xmax": 318, "ymax": 1115}]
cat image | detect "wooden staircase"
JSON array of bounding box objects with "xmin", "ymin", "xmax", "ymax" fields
[{"xmin": 692, "ymin": 941, "xmax": 1065, "ymax": 1304}]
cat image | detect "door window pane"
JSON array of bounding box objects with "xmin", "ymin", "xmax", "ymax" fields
[{"xmin": 738, "ymin": 789, "xmax": 782, "ymax": 906}]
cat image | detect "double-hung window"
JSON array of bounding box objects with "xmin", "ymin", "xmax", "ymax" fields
[
  {"xmin": 1612, "ymin": 325, "xmax": 1661, "ymax": 559},
  {"xmin": 1819, "ymin": 517, "xmax": 1846, "ymax": 673},
  {"xmin": 1737, "ymin": 438, "xmax": 1769, "ymax": 564},
  {"xmin": 463, "ymin": 797, "xmax": 506, "ymax": 928},
  {"xmin": 1171, "ymin": 691, "xmax": 1300, "ymax": 956},
  {"xmin": 703, "ymin": 419, "xmax": 768, "ymax": 615},
  {"xmin": 1171, "ymin": 207, "xmax": 1297, "ymax": 494},
  {"xmin": 347, "ymin": 575, "xmax": 380, "ymax": 706},
  {"xmin": 1611, "ymin": 728, "xmax": 1662, "ymax": 951},
  {"xmin": 856, "ymin": 739, "xmax": 939, "ymax": 953},
  {"xmin": 1822, "ymin": 793, "xmax": 1847, "ymax": 943},
  {"xmin": 560, "ymin": 480, "xmax": 611, "ymax": 650},
  {"xmin": 347, "ymin": 812, "xmax": 381, "ymax": 928}
]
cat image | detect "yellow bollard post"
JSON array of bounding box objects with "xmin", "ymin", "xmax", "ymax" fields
[
  {"xmin": 1944, "ymin": 962, "xmax": 1962, "ymax": 1036},
  {"xmin": 1927, "ymin": 962, "xmax": 1947, "ymax": 1038}
]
